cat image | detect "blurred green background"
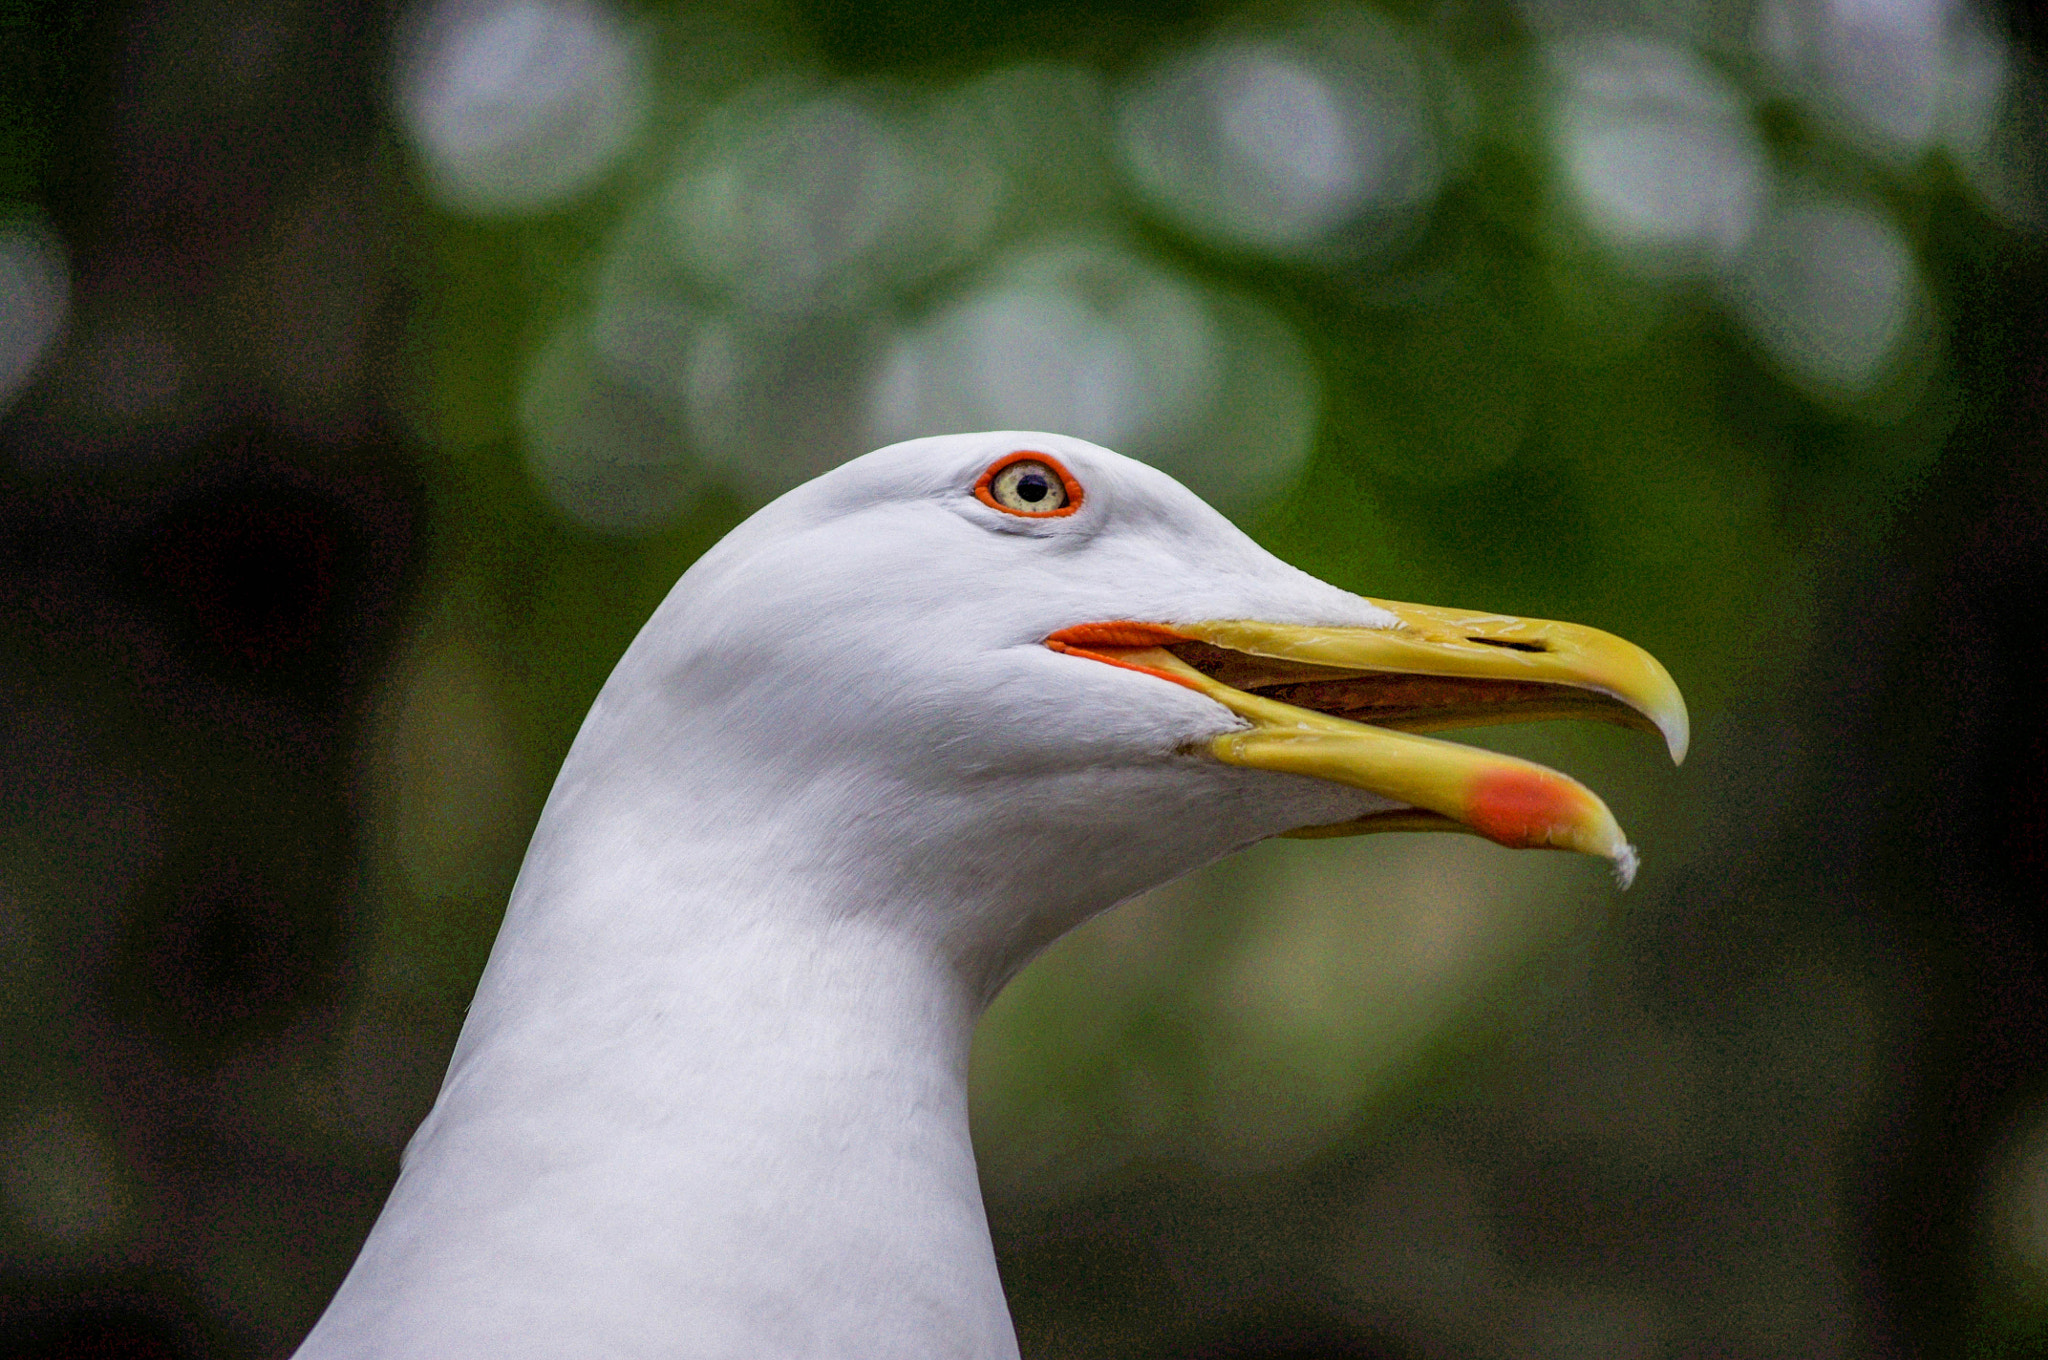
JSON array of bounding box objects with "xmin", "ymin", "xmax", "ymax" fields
[{"xmin": 3, "ymin": 0, "xmax": 2048, "ymax": 1354}]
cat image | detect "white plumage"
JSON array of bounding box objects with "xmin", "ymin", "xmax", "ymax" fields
[{"xmin": 295, "ymin": 431, "xmax": 1682, "ymax": 1359}]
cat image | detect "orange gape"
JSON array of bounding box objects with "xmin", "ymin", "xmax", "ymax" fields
[
  {"xmin": 1045, "ymin": 621, "xmax": 1190, "ymax": 650},
  {"xmin": 1043, "ymin": 621, "xmax": 1202, "ymax": 691}
]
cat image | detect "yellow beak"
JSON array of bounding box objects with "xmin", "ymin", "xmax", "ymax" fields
[{"xmin": 1046, "ymin": 602, "xmax": 1687, "ymax": 886}]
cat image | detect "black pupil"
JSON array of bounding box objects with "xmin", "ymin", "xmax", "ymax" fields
[{"xmin": 1017, "ymin": 473, "xmax": 1049, "ymax": 503}]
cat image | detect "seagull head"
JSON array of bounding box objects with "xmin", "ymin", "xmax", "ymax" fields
[{"xmin": 589, "ymin": 430, "xmax": 1686, "ymax": 995}]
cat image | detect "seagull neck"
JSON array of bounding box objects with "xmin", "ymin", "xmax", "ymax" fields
[{"xmin": 298, "ymin": 789, "xmax": 1021, "ymax": 1360}]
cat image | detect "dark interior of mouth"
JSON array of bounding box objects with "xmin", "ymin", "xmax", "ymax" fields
[
  {"xmin": 1280, "ymin": 808, "xmax": 1468, "ymax": 839},
  {"xmin": 1162, "ymin": 640, "xmax": 1658, "ymax": 737}
]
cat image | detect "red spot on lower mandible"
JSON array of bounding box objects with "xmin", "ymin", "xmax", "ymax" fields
[{"xmin": 1465, "ymin": 768, "xmax": 1581, "ymax": 849}]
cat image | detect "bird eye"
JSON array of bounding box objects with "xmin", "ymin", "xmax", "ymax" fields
[{"xmin": 977, "ymin": 456, "xmax": 1079, "ymax": 517}]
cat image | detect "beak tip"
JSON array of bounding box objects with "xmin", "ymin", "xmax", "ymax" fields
[
  {"xmin": 1651, "ymin": 689, "xmax": 1690, "ymax": 766},
  {"xmin": 1611, "ymin": 843, "xmax": 1640, "ymax": 890},
  {"xmin": 1651, "ymin": 665, "xmax": 1690, "ymax": 766},
  {"xmin": 1666, "ymin": 721, "xmax": 1690, "ymax": 766}
]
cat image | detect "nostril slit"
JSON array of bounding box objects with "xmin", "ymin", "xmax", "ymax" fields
[{"xmin": 1469, "ymin": 636, "xmax": 1547, "ymax": 653}]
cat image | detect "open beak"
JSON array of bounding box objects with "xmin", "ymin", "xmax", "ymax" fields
[{"xmin": 1046, "ymin": 602, "xmax": 1687, "ymax": 886}]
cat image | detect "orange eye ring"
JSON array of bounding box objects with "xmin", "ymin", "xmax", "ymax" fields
[{"xmin": 974, "ymin": 453, "xmax": 1084, "ymax": 517}]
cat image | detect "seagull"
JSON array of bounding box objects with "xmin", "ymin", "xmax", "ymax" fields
[{"xmin": 293, "ymin": 431, "xmax": 1686, "ymax": 1360}]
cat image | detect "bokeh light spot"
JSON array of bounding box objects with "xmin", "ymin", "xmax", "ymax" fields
[
  {"xmin": 665, "ymin": 85, "xmax": 998, "ymax": 317},
  {"xmin": 871, "ymin": 239, "xmax": 1318, "ymax": 512},
  {"xmin": 1550, "ymin": 36, "xmax": 1768, "ymax": 271},
  {"xmin": 1116, "ymin": 11, "xmax": 1445, "ymax": 258},
  {"xmin": 396, "ymin": 0, "xmax": 648, "ymax": 216},
  {"xmin": 1754, "ymin": 0, "xmax": 1985, "ymax": 158},
  {"xmin": 1218, "ymin": 52, "xmax": 1365, "ymax": 214},
  {"xmin": 872, "ymin": 242, "xmax": 1220, "ymax": 457},
  {"xmin": 1724, "ymin": 191, "xmax": 1922, "ymax": 399}
]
